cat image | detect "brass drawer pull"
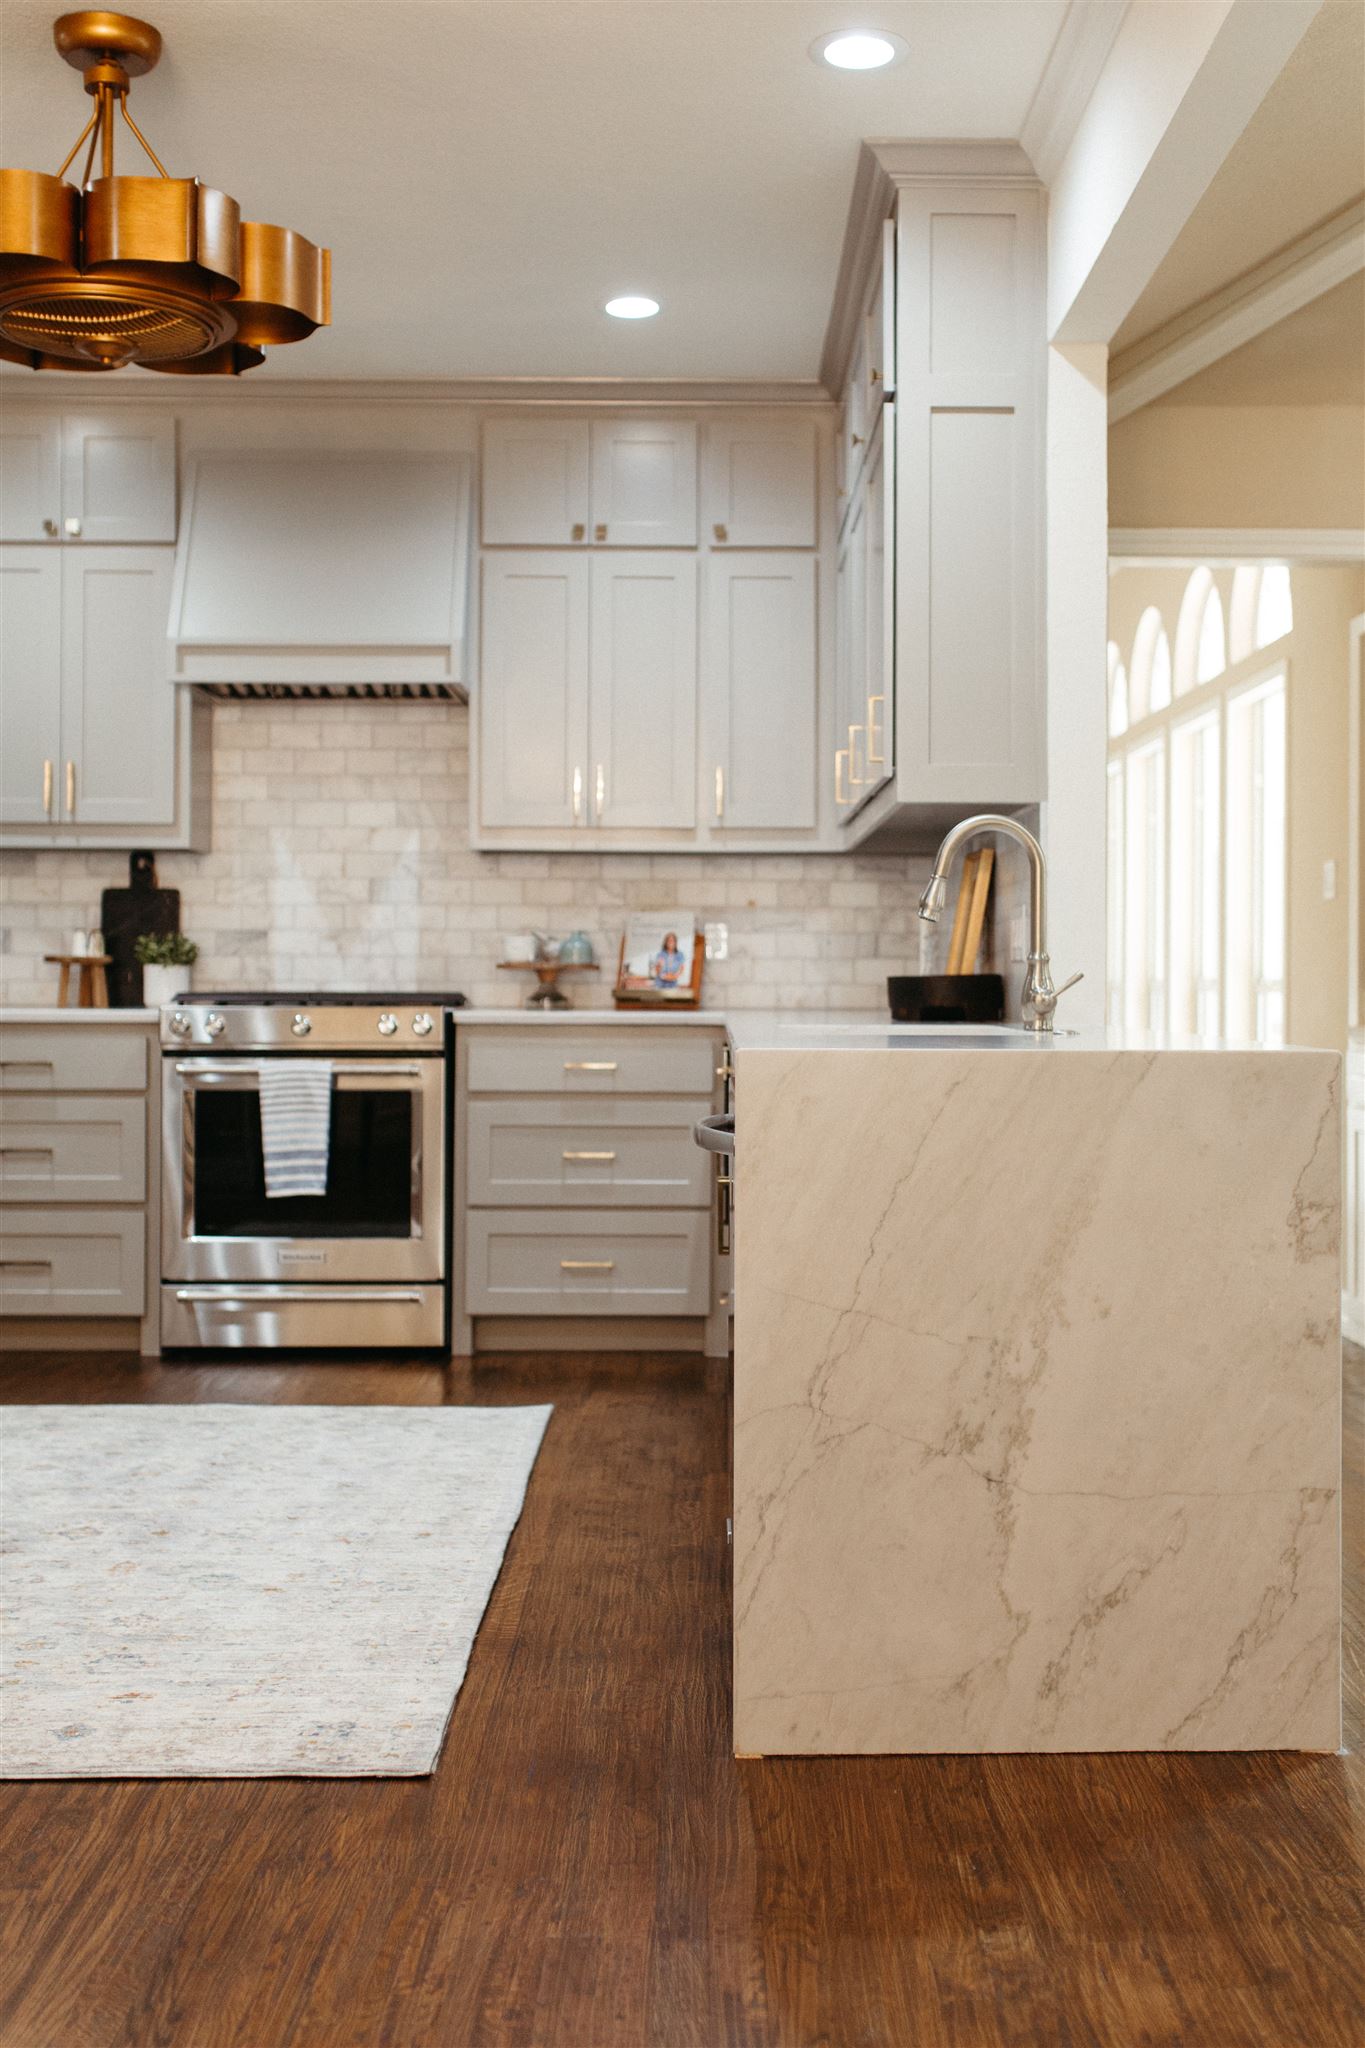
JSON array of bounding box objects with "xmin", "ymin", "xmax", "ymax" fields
[
  {"xmin": 0, "ymin": 1059, "xmax": 54, "ymax": 1069},
  {"xmin": 560, "ymin": 1259, "xmax": 615, "ymax": 1272},
  {"xmin": 834, "ymin": 746, "xmax": 850, "ymax": 806},
  {"xmin": 0, "ymin": 1257, "xmax": 51, "ymax": 1270},
  {"xmin": 563, "ymin": 1150, "xmax": 616, "ymax": 1162},
  {"xmin": 563, "ymin": 1060, "xmax": 617, "ymax": 1072},
  {"xmin": 571, "ymin": 522, "xmax": 586, "ymax": 541}
]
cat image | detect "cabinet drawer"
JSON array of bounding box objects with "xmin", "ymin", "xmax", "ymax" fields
[
  {"xmin": 0, "ymin": 1094, "xmax": 145, "ymax": 1201},
  {"xmin": 465, "ymin": 1030, "xmax": 718, "ymax": 1097},
  {"xmin": 465, "ymin": 1209, "xmax": 709, "ymax": 1316},
  {"xmin": 0, "ymin": 1026, "xmax": 148, "ymax": 1093},
  {"xmin": 466, "ymin": 1097, "xmax": 710, "ymax": 1208},
  {"xmin": 0, "ymin": 1207, "xmax": 145, "ymax": 1317}
]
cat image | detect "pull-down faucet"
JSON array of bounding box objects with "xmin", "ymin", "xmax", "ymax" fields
[{"xmin": 917, "ymin": 814, "xmax": 1082, "ymax": 1032}]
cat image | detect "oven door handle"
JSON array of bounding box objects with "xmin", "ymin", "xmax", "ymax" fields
[
  {"xmin": 172, "ymin": 1062, "xmax": 427, "ymax": 1080},
  {"xmin": 174, "ymin": 1287, "xmax": 427, "ymax": 1305}
]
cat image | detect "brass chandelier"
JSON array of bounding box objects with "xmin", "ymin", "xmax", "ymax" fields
[{"xmin": 0, "ymin": 10, "xmax": 330, "ymax": 375}]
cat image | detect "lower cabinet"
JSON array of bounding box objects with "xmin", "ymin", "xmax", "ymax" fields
[
  {"xmin": 0, "ymin": 1022, "xmax": 155, "ymax": 1336},
  {"xmin": 456, "ymin": 1024, "xmax": 727, "ymax": 1350}
]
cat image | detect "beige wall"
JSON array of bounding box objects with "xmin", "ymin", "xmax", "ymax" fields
[{"xmin": 1109, "ymin": 405, "xmax": 1365, "ymax": 530}]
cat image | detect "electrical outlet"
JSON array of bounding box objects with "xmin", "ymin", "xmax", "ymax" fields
[
  {"xmin": 704, "ymin": 921, "xmax": 729, "ymax": 961},
  {"xmin": 1323, "ymin": 860, "xmax": 1337, "ymax": 902}
]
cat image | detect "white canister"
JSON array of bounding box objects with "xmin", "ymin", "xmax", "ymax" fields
[
  {"xmin": 142, "ymin": 964, "xmax": 190, "ymax": 1010},
  {"xmin": 502, "ymin": 933, "xmax": 537, "ymax": 963}
]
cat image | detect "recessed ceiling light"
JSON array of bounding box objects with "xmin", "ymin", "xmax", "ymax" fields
[
  {"xmin": 605, "ymin": 295, "xmax": 660, "ymax": 320},
  {"xmin": 811, "ymin": 29, "xmax": 907, "ymax": 71}
]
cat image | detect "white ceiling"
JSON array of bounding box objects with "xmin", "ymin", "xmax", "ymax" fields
[
  {"xmin": 0, "ymin": 0, "xmax": 1070, "ymax": 381},
  {"xmin": 1113, "ymin": 0, "xmax": 1365, "ymax": 355}
]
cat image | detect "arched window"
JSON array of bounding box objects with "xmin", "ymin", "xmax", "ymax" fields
[
  {"xmin": 1255, "ymin": 565, "xmax": 1293, "ymax": 648},
  {"xmin": 1108, "ymin": 640, "xmax": 1128, "ymax": 738},
  {"xmin": 1129, "ymin": 606, "xmax": 1168, "ymax": 723},
  {"xmin": 1174, "ymin": 568, "xmax": 1226, "ymax": 693},
  {"xmin": 1229, "ymin": 566, "xmax": 1259, "ymax": 662}
]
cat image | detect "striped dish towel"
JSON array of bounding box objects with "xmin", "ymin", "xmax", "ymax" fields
[{"xmin": 258, "ymin": 1061, "xmax": 334, "ymax": 1198}]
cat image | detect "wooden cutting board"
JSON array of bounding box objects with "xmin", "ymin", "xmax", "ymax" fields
[{"xmin": 100, "ymin": 852, "xmax": 180, "ymax": 1010}]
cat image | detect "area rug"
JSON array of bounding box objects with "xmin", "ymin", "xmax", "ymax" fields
[{"xmin": 1, "ymin": 1402, "xmax": 551, "ymax": 1778}]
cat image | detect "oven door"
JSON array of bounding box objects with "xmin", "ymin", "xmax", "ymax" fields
[{"xmin": 163, "ymin": 1056, "xmax": 446, "ymax": 1283}]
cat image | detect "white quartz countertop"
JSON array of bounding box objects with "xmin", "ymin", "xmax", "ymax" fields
[
  {"xmin": 0, "ymin": 1008, "xmax": 158, "ymax": 1025},
  {"xmin": 454, "ymin": 1006, "xmax": 729, "ymax": 1027}
]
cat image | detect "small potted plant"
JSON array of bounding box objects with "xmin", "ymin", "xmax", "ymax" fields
[{"xmin": 134, "ymin": 932, "xmax": 199, "ymax": 1010}]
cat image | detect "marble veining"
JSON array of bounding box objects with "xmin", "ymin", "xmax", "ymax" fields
[
  {"xmin": 2, "ymin": 1403, "xmax": 551, "ymax": 1778},
  {"xmin": 733, "ymin": 1049, "xmax": 1341, "ymax": 1754}
]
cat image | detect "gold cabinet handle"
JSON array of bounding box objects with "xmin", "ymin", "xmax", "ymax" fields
[
  {"xmin": 866, "ymin": 694, "xmax": 886, "ymax": 770},
  {"xmin": 563, "ymin": 1150, "xmax": 617, "ymax": 1162},
  {"xmin": 595, "ymin": 763, "xmax": 605, "ymax": 820},
  {"xmin": 848, "ymin": 723, "xmax": 865, "ymax": 787},
  {"xmin": 563, "ymin": 1060, "xmax": 618, "ymax": 1072},
  {"xmin": 42, "ymin": 518, "xmax": 58, "ymax": 538},
  {"xmin": 714, "ymin": 764, "xmax": 725, "ymax": 820},
  {"xmin": 571, "ymin": 522, "xmax": 586, "ymax": 541},
  {"xmin": 594, "ymin": 523, "xmax": 607, "ymax": 542},
  {"xmin": 42, "ymin": 759, "xmax": 54, "ymax": 818},
  {"xmin": 571, "ymin": 765, "xmax": 583, "ymax": 822},
  {"xmin": 870, "ymin": 366, "xmax": 880, "ymax": 384},
  {"xmin": 560, "ymin": 1259, "xmax": 615, "ymax": 1272},
  {"xmin": 713, "ymin": 522, "xmax": 728, "ymax": 543},
  {"xmin": 834, "ymin": 747, "xmax": 850, "ymax": 806},
  {"xmin": 715, "ymin": 1059, "xmax": 734, "ymax": 1081},
  {"xmin": 851, "ymin": 434, "xmax": 865, "ymax": 447},
  {"xmin": 64, "ymin": 760, "xmax": 75, "ymax": 817}
]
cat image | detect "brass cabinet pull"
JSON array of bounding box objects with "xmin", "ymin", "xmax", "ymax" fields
[
  {"xmin": 563, "ymin": 1060, "xmax": 618, "ymax": 1072},
  {"xmin": 0, "ymin": 1257, "xmax": 52, "ymax": 1270},
  {"xmin": 714, "ymin": 765, "xmax": 724, "ymax": 820},
  {"xmin": 595, "ymin": 763, "xmax": 605, "ymax": 820},
  {"xmin": 834, "ymin": 747, "xmax": 851, "ymax": 806},
  {"xmin": 715, "ymin": 1059, "xmax": 733, "ymax": 1082},
  {"xmin": 594, "ymin": 523, "xmax": 607, "ymax": 542},
  {"xmin": 571, "ymin": 765, "xmax": 583, "ymax": 822},
  {"xmin": 866, "ymin": 694, "xmax": 886, "ymax": 770},
  {"xmin": 64, "ymin": 760, "xmax": 75, "ymax": 817},
  {"xmin": 42, "ymin": 759, "xmax": 54, "ymax": 818},
  {"xmin": 713, "ymin": 522, "xmax": 728, "ymax": 543},
  {"xmin": 560, "ymin": 1259, "xmax": 614, "ymax": 1272},
  {"xmin": 0, "ymin": 1144, "xmax": 55, "ymax": 1157},
  {"xmin": 851, "ymin": 434, "xmax": 865, "ymax": 447},
  {"xmin": 571, "ymin": 522, "xmax": 586, "ymax": 541},
  {"xmin": 870, "ymin": 367, "xmax": 880, "ymax": 384},
  {"xmin": 563, "ymin": 1150, "xmax": 616, "ymax": 1162},
  {"xmin": 42, "ymin": 518, "xmax": 58, "ymax": 538},
  {"xmin": 849, "ymin": 723, "xmax": 865, "ymax": 787}
]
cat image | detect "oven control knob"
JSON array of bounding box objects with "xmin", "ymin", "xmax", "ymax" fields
[
  {"xmin": 169, "ymin": 1010, "xmax": 191, "ymax": 1037},
  {"xmin": 377, "ymin": 1013, "xmax": 398, "ymax": 1036},
  {"xmin": 204, "ymin": 1012, "xmax": 226, "ymax": 1039},
  {"xmin": 291, "ymin": 1014, "xmax": 311, "ymax": 1037},
  {"xmin": 411, "ymin": 1012, "xmax": 434, "ymax": 1036}
]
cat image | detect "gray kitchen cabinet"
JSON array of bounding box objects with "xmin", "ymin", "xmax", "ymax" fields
[
  {"xmin": 705, "ymin": 552, "xmax": 817, "ymax": 835},
  {"xmin": 588, "ymin": 553, "xmax": 696, "ymax": 829},
  {"xmin": 0, "ymin": 544, "xmax": 208, "ymax": 849},
  {"xmin": 0, "ymin": 548, "xmax": 62, "ymax": 826},
  {"xmin": 476, "ymin": 549, "xmax": 699, "ymax": 841},
  {"xmin": 703, "ymin": 416, "xmax": 818, "ymax": 548},
  {"xmin": 481, "ymin": 415, "xmax": 696, "ymax": 547},
  {"xmin": 834, "ymin": 406, "xmax": 893, "ymax": 823},
  {"xmin": 587, "ymin": 418, "xmax": 697, "ymax": 546},
  {"xmin": 480, "ymin": 418, "xmax": 591, "ymax": 546},
  {"xmin": 0, "ymin": 410, "xmax": 176, "ymax": 543}
]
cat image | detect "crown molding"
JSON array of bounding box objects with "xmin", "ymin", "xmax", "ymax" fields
[
  {"xmin": 819, "ymin": 139, "xmax": 1040, "ymax": 398},
  {"xmin": 1109, "ymin": 527, "xmax": 1365, "ymax": 565},
  {"xmin": 1108, "ymin": 200, "xmax": 1365, "ymax": 422},
  {"xmin": 1019, "ymin": 1, "xmax": 1130, "ymax": 186},
  {"xmin": 0, "ymin": 373, "xmax": 835, "ymax": 411}
]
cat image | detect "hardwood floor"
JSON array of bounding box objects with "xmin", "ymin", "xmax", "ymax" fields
[{"xmin": 1, "ymin": 1344, "xmax": 1361, "ymax": 2048}]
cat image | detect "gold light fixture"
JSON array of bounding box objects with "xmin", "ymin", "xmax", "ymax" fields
[{"xmin": 0, "ymin": 10, "xmax": 330, "ymax": 374}]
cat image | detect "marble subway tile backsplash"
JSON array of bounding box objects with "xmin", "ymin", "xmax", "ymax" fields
[{"xmin": 0, "ymin": 700, "xmax": 964, "ymax": 1010}]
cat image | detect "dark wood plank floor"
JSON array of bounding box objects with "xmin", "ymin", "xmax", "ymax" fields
[{"xmin": 1, "ymin": 1344, "xmax": 1361, "ymax": 2048}]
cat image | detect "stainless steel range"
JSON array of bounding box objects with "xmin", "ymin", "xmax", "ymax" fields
[{"xmin": 159, "ymin": 992, "xmax": 465, "ymax": 1351}]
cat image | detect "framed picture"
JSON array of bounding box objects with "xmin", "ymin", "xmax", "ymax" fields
[{"xmin": 613, "ymin": 914, "xmax": 704, "ymax": 1006}]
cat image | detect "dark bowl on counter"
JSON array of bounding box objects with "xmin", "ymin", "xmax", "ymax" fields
[{"xmin": 887, "ymin": 974, "xmax": 1006, "ymax": 1025}]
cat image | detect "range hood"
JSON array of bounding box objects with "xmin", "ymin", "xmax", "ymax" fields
[{"xmin": 169, "ymin": 451, "xmax": 471, "ymax": 698}]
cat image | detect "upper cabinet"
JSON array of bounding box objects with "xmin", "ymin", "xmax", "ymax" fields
[
  {"xmin": 0, "ymin": 412, "xmax": 176, "ymax": 543},
  {"xmin": 474, "ymin": 406, "xmax": 833, "ymax": 850},
  {"xmin": 481, "ymin": 418, "xmax": 696, "ymax": 546},
  {"xmin": 0, "ymin": 544, "xmax": 207, "ymax": 850},
  {"xmin": 590, "ymin": 419, "xmax": 696, "ymax": 545},
  {"xmin": 703, "ymin": 417, "xmax": 817, "ymax": 548}
]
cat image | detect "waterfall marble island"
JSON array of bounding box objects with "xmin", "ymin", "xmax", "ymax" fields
[{"xmin": 727, "ymin": 1023, "xmax": 1342, "ymax": 1757}]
